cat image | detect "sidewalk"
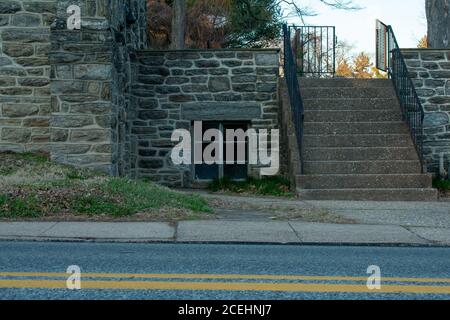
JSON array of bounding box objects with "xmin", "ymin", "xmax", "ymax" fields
[
  {"xmin": 1, "ymin": 195, "xmax": 450, "ymax": 246},
  {"xmin": 0, "ymin": 219, "xmax": 449, "ymax": 246},
  {"xmin": 201, "ymin": 192, "xmax": 450, "ymax": 228}
]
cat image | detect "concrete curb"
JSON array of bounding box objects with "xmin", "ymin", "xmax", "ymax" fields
[{"xmin": 0, "ymin": 221, "xmax": 449, "ymax": 246}]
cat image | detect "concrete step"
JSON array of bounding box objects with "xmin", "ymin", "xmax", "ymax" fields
[
  {"xmin": 304, "ymin": 110, "xmax": 402, "ymax": 122},
  {"xmin": 303, "ymin": 122, "xmax": 409, "ymax": 135},
  {"xmin": 296, "ymin": 188, "xmax": 438, "ymax": 201},
  {"xmin": 300, "ymin": 78, "xmax": 392, "ymax": 88},
  {"xmin": 302, "ymin": 87, "xmax": 396, "ymax": 99},
  {"xmin": 304, "ymin": 147, "xmax": 419, "ymax": 161},
  {"xmin": 303, "ymin": 98, "xmax": 400, "ymax": 111},
  {"xmin": 303, "ymin": 134, "xmax": 413, "ymax": 148},
  {"xmin": 303, "ymin": 160, "xmax": 422, "ymax": 174},
  {"xmin": 296, "ymin": 174, "xmax": 433, "ymax": 189},
  {"xmin": 293, "ymin": 77, "xmax": 436, "ymax": 202}
]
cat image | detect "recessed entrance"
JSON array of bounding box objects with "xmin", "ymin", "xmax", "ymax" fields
[{"xmin": 193, "ymin": 121, "xmax": 249, "ymax": 182}]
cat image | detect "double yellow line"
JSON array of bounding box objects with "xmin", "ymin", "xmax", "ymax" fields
[{"xmin": 1, "ymin": 272, "xmax": 450, "ymax": 294}]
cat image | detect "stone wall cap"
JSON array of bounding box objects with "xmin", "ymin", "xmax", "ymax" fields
[
  {"xmin": 401, "ymin": 48, "xmax": 450, "ymax": 52},
  {"xmin": 138, "ymin": 48, "xmax": 281, "ymax": 53}
]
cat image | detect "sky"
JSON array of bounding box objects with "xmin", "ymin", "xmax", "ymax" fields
[{"xmin": 284, "ymin": 0, "xmax": 427, "ymax": 56}]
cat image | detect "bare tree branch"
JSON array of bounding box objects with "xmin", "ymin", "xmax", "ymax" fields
[{"xmin": 279, "ymin": 0, "xmax": 362, "ymax": 24}]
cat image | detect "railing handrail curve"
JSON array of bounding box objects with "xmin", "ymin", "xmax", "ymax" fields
[
  {"xmin": 384, "ymin": 23, "xmax": 425, "ymax": 171},
  {"xmin": 283, "ymin": 24, "xmax": 305, "ymax": 174}
]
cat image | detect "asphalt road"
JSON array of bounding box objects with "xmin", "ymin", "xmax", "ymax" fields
[{"xmin": 0, "ymin": 241, "xmax": 449, "ymax": 300}]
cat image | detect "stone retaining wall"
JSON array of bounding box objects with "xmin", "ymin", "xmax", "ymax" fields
[
  {"xmin": 108, "ymin": 0, "xmax": 147, "ymax": 177},
  {"xmin": 0, "ymin": 0, "xmax": 55, "ymax": 153},
  {"xmin": 0, "ymin": 2, "xmax": 283, "ymax": 187},
  {"xmin": 131, "ymin": 49, "xmax": 280, "ymax": 186},
  {"xmin": 50, "ymin": 0, "xmax": 147, "ymax": 175},
  {"xmin": 0, "ymin": 0, "xmax": 147, "ymax": 175},
  {"xmin": 403, "ymin": 49, "xmax": 450, "ymax": 173}
]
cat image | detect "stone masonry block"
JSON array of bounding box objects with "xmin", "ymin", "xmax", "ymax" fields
[
  {"xmin": 11, "ymin": 13, "xmax": 41, "ymax": 27},
  {"xmin": 70, "ymin": 129, "xmax": 110, "ymax": 142},
  {"xmin": 2, "ymin": 104, "xmax": 39, "ymax": 117},
  {"xmin": 208, "ymin": 77, "xmax": 231, "ymax": 92},
  {"xmin": 74, "ymin": 64, "xmax": 112, "ymax": 80},
  {"xmin": 0, "ymin": 1, "xmax": 21, "ymax": 14},
  {"xmin": 1, "ymin": 128, "xmax": 31, "ymax": 143},
  {"xmin": 52, "ymin": 115, "xmax": 94, "ymax": 128},
  {"xmin": 2, "ymin": 43, "xmax": 34, "ymax": 57},
  {"xmin": 255, "ymin": 53, "xmax": 278, "ymax": 66}
]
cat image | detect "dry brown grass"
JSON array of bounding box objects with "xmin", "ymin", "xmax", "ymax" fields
[{"xmin": 0, "ymin": 152, "xmax": 212, "ymax": 221}]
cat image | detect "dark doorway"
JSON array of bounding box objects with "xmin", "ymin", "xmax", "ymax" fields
[{"xmin": 194, "ymin": 121, "xmax": 249, "ymax": 182}]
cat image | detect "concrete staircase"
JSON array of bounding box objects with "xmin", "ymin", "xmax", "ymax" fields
[{"xmin": 297, "ymin": 78, "xmax": 437, "ymax": 201}]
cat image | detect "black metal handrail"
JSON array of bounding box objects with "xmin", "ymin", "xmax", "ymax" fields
[
  {"xmin": 283, "ymin": 24, "xmax": 305, "ymax": 173},
  {"xmin": 377, "ymin": 21, "xmax": 425, "ymax": 170}
]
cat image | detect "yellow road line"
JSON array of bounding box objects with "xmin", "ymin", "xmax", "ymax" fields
[
  {"xmin": 0, "ymin": 272, "xmax": 450, "ymax": 284},
  {"xmin": 1, "ymin": 279, "xmax": 450, "ymax": 294}
]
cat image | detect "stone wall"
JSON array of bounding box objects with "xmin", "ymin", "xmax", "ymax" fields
[
  {"xmin": 0, "ymin": 0, "xmax": 147, "ymax": 175},
  {"xmin": 108, "ymin": 0, "xmax": 147, "ymax": 177},
  {"xmin": 0, "ymin": 2, "xmax": 283, "ymax": 187},
  {"xmin": 0, "ymin": 0, "xmax": 55, "ymax": 153},
  {"xmin": 50, "ymin": 1, "xmax": 114, "ymax": 174},
  {"xmin": 131, "ymin": 49, "xmax": 280, "ymax": 187},
  {"xmin": 403, "ymin": 49, "xmax": 450, "ymax": 173},
  {"xmin": 49, "ymin": 0, "xmax": 147, "ymax": 175}
]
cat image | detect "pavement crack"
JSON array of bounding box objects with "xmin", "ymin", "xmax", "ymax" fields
[
  {"xmin": 173, "ymin": 221, "xmax": 179, "ymax": 242},
  {"xmin": 401, "ymin": 225, "xmax": 439, "ymax": 245},
  {"xmin": 38, "ymin": 222, "xmax": 59, "ymax": 236},
  {"xmin": 288, "ymin": 222, "xmax": 302, "ymax": 242}
]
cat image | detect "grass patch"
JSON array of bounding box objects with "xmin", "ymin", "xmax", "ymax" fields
[
  {"xmin": 433, "ymin": 177, "xmax": 450, "ymax": 191},
  {"xmin": 0, "ymin": 152, "xmax": 212, "ymax": 220},
  {"xmin": 65, "ymin": 167, "xmax": 90, "ymax": 180},
  {"xmin": 208, "ymin": 176, "xmax": 294, "ymax": 197},
  {"xmin": 0, "ymin": 151, "xmax": 49, "ymax": 175},
  {"xmin": 0, "ymin": 194, "xmax": 42, "ymax": 218}
]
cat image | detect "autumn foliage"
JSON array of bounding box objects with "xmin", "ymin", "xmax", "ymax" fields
[
  {"xmin": 146, "ymin": 0, "xmax": 281, "ymax": 49},
  {"xmin": 418, "ymin": 35, "xmax": 428, "ymax": 48},
  {"xmin": 336, "ymin": 52, "xmax": 387, "ymax": 79},
  {"xmin": 148, "ymin": 0, "xmax": 229, "ymax": 49}
]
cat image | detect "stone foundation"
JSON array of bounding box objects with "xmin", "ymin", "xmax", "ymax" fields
[{"xmin": 403, "ymin": 49, "xmax": 450, "ymax": 173}]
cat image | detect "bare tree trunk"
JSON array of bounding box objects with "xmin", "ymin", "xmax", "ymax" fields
[
  {"xmin": 426, "ymin": 0, "xmax": 450, "ymax": 48},
  {"xmin": 170, "ymin": 0, "xmax": 186, "ymax": 49}
]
